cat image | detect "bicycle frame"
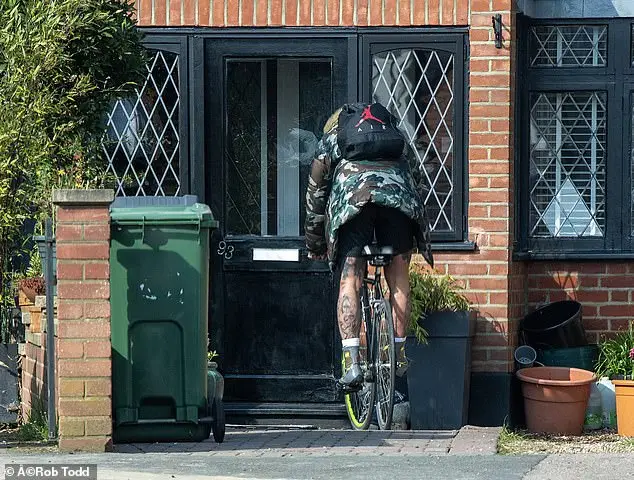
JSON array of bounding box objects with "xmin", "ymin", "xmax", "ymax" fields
[{"xmin": 360, "ymin": 264, "xmax": 384, "ymax": 383}]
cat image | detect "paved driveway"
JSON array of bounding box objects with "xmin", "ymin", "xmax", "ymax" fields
[{"xmin": 5, "ymin": 426, "xmax": 632, "ymax": 479}]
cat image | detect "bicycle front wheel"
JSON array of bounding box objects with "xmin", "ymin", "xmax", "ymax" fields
[{"xmin": 375, "ymin": 298, "xmax": 395, "ymax": 430}]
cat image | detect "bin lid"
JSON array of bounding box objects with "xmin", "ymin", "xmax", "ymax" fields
[
  {"xmin": 111, "ymin": 195, "xmax": 199, "ymax": 208},
  {"xmin": 110, "ymin": 202, "xmax": 218, "ymax": 228}
]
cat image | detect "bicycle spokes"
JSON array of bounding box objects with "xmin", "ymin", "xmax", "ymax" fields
[{"xmin": 375, "ymin": 299, "xmax": 395, "ymax": 431}]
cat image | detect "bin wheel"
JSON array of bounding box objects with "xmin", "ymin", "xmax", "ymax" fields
[{"xmin": 212, "ymin": 399, "xmax": 225, "ymax": 443}]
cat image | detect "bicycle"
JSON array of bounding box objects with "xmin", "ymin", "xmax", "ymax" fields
[{"xmin": 343, "ymin": 244, "xmax": 396, "ymax": 430}]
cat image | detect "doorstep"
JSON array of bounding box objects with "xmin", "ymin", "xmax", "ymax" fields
[{"xmin": 448, "ymin": 425, "xmax": 502, "ymax": 454}]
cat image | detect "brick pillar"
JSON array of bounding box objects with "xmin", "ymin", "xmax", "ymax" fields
[{"xmin": 53, "ymin": 189, "xmax": 114, "ymax": 452}]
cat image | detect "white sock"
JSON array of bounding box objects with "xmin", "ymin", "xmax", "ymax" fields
[
  {"xmin": 395, "ymin": 337, "xmax": 407, "ymax": 343},
  {"xmin": 342, "ymin": 338, "xmax": 360, "ymax": 347}
]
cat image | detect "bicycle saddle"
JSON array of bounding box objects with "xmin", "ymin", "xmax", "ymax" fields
[{"xmin": 361, "ymin": 245, "xmax": 394, "ymax": 257}]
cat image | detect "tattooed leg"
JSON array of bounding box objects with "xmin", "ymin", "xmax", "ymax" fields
[
  {"xmin": 385, "ymin": 250, "xmax": 413, "ymax": 338},
  {"xmin": 337, "ymin": 256, "xmax": 364, "ymax": 340}
]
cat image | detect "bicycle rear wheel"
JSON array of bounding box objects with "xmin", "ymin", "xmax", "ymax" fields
[
  {"xmin": 344, "ymin": 291, "xmax": 376, "ymax": 430},
  {"xmin": 375, "ymin": 298, "xmax": 395, "ymax": 430}
]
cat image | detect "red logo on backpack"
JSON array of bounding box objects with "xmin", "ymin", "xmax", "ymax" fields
[
  {"xmin": 337, "ymin": 102, "xmax": 405, "ymax": 161},
  {"xmin": 354, "ymin": 105, "xmax": 386, "ymax": 128}
]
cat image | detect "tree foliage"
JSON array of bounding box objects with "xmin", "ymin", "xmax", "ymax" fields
[{"xmin": 0, "ymin": 0, "xmax": 147, "ymax": 314}]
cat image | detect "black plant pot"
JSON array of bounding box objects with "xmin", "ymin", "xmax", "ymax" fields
[
  {"xmin": 406, "ymin": 310, "xmax": 476, "ymax": 430},
  {"xmin": 33, "ymin": 235, "xmax": 56, "ymax": 296}
]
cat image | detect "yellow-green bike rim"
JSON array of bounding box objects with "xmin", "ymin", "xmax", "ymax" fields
[
  {"xmin": 342, "ymin": 352, "xmax": 374, "ymax": 430},
  {"xmin": 345, "ymin": 396, "xmax": 367, "ymax": 429}
]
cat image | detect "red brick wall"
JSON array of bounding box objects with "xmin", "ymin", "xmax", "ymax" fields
[
  {"xmin": 527, "ymin": 262, "xmax": 634, "ymax": 344},
  {"xmin": 135, "ymin": 0, "xmax": 517, "ymax": 373},
  {"xmin": 20, "ymin": 337, "xmax": 53, "ymax": 419},
  {"xmin": 19, "ymin": 298, "xmax": 59, "ymax": 422},
  {"xmin": 135, "ymin": 0, "xmax": 474, "ymax": 27},
  {"xmin": 21, "ymin": 341, "xmax": 45, "ymax": 416}
]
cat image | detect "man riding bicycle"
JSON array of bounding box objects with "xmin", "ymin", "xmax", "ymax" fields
[{"xmin": 304, "ymin": 102, "xmax": 434, "ymax": 392}]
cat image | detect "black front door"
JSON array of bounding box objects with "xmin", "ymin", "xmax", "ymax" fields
[{"xmin": 204, "ymin": 35, "xmax": 354, "ymax": 413}]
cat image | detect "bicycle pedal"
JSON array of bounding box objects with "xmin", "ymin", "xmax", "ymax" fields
[
  {"xmin": 337, "ymin": 380, "xmax": 363, "ymax": 394},
  {"xmin": 341, "ymin": 384, "xmax": 363, "ymax": 394}
]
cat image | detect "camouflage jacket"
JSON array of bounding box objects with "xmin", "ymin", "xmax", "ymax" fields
[{"xmin": 304, "ymin": 125, "xmax": 434, "ymax": 269}]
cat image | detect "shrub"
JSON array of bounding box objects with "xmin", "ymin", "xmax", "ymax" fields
[
  {"xmin": 409, "ymin": 265, "xmax": 471, "ymax": 344},
  {"xmin": 0, "ymin": 0, "xmax": 147, "ymax": 311}
]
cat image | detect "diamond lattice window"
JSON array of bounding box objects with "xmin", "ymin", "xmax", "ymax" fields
[
  {"xmin": 102, "ymin": 50, "xmax": 181, "ymax": 196},
  {"xmin": 372, "ymin": 49, "xmax": 455, "ymax": 233},
  {"xmin": 529, "ymin": 92, "xmax": 606, "ymax": 238},
  {"xmin": 530, "ymin": 25, "xmax": 607, "ymax": 67}
]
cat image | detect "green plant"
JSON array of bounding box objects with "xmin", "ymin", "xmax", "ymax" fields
[
  {"xmin": 584, "ymin": 413, "xmax": 603, "ymax": 428},
  {"xmin": 0, "ymin": 0, "xmax": 147, "ymax": 316},
  {"xmin": 408, "ymin": 266, "xmax": 471, "ymax": 344},
  {"xmin": 497, "ymin": 424, "xmax": 525, "ymax": 455},
  {"xmin": 595, "ymin": 321, "xmax": 634, "ymax": 380},
  {"xmin": 25, "ymin": 245, "xmax": 42, "ymax": 279},
  {"xmin": 17, "ymin": 399, "xmax": 48, "ymax": 442},
  {"xmin": 207, "ymin": 350, "xmax": 219, "ymax": 363}
]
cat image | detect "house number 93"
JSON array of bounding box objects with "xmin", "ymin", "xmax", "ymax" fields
[{"xmin": 217, "ymin": 240, "xmax": 234, "ymax": 260}]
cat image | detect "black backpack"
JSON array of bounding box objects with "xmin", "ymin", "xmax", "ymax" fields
[{"xmin": 336, "ymin": 102, "xmax": 405, "ymax": 161}]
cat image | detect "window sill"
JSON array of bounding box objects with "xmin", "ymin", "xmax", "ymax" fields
[
  {"xmin": 431, "ymin": 241, "xmax": 477, "ymax": 252},
  {"xmin": 514, "ymin": 251, "xmax": 634, "ymax": 261}
]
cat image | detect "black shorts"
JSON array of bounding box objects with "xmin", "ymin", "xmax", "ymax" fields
[{"xmin": 336, "ymin": 204, "xmax": 415, "ymax": 267}]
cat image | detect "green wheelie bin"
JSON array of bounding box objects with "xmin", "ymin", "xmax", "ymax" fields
[{"xmin": 110, "ymin": 196, "xmax": 222, "ymax": 443}]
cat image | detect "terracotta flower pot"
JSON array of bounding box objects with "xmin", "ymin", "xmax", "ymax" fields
[
  {"xmin": 18, "ymin": 277, "xmax": 46, "ymax": 304},
  {"xmin": 516, "ymin": 366, "xmax": 596, "ymax": 435},
  {"xmin": 612, "ymin": 378, "xmax": 634, "ymax": 437}
]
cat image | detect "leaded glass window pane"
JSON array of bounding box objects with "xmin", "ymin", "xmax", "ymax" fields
[
  {"xmin": 225, "ymin": 59, "xmax": 332, "ymax": 236},
  {"xmin": 372, "ymin": 49, "xmax": 455, "ymax": 233},
  {"xmin": 102, "ymin": 50, "xmax": 181, "ymax": 196},
  {"xmin": 529, "ymin": 92, "xmax": 606, "ymax": 238},
  {"xmin": 530, "ymin": 25, "xmax": 607, "ymax": 67}
]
